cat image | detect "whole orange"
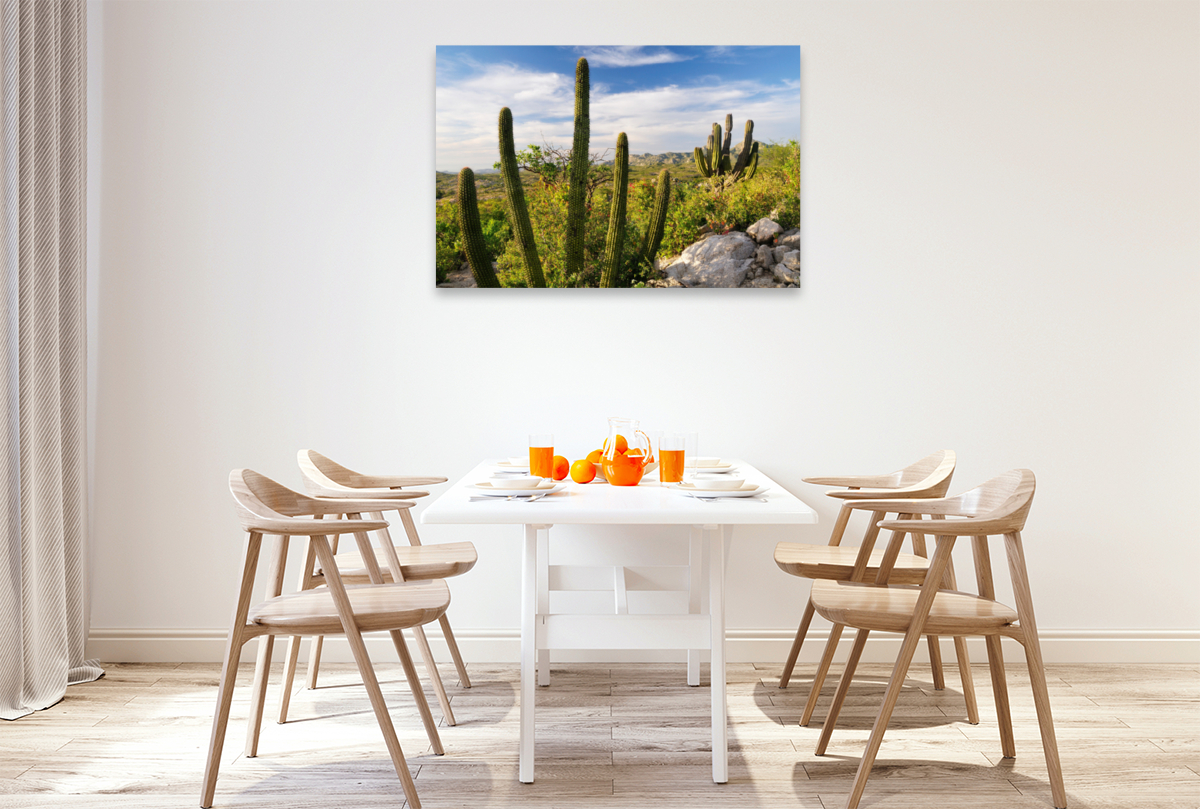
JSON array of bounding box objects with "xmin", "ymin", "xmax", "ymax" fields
[
  {"xmin": 569, "ymin": 459, "xmax": 597, "ymax": 484},
  {"xmin": 551, "ymin": 455, "xmax": 569, "ymax": 481},
  {"xmin": 586, "ymin": 448, "xmax": 604, "ymax": 464},
  {"xmin": 601, "ymin": 434, "xmax": 629, "ymax": 455}
]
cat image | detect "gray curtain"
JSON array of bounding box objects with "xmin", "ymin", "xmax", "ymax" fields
[{"xmin": 0, "ymin": 0, "xmax": 99, "ymax": 721}]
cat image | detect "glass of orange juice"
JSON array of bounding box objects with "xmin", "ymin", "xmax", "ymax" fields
[
  {"xmin": 658, "ymin": 432, "xmax": 686, "ymax": 483},
  {"xmin": 529, "ymin": 433, "xmax": 554, "ymax": 478}
]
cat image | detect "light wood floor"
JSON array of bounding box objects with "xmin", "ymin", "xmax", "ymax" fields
[{"xmin": 1, "ymin": 659, "xmax": 1197, "ymax": 808}]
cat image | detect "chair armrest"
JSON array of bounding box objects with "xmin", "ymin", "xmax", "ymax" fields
[
  {"xmin": 310, "ymin": 488, "xmax": 429, "ymax": 500},
  {"xmin": 828, "ymin": 487, "xmax": 940, "ymax": 501},
  {"xmin": 840, "ymin": 496, "xmax": 958, "ymax": 514},
  {"xmin": 357, "ymin": 474, "xmax": 447, "ymax": 488},
  {"xmin": 877, "ymin": 516, "xmax": 1008, "ymax": 536},
  {"xmin": 308, "ymin": 497, "xmax": 416, "ymax": 515},
  {"xmin": 249, "ymin": 517, "xmax": 389, "ymax": 536},
  {"xmin": 803, "ymin": 474, "xmax": 898, "ymax": 488}
]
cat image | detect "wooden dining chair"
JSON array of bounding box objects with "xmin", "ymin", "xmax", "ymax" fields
[
  {"xmin": 203, "ymin": 469, "xmax": 450, "ymax": 809},
  {"xmin": 273, "ymin": 450, "xmax": 475, "ymax": 728},
  {"xmin": 775, "ymin": 450, "xmax": 978, "ymax": 727},
  {"xmin": 809, "ymin": 469, "xmax": 1066, "ymax": 809}
]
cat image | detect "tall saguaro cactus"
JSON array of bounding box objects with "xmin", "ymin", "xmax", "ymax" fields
[
  {"xmin": 600, "ymin": 133, "xmax": 629, "ymax": 288},
  {"xmin": 694, "ymin": 114, "xmax": 758, "ymax": 189},
  {"xmin": 638, "ymin": 168, "xmax": 672, "ymax": 271},
  {"xmin": 563, "ymin": 58, "xmax": 590, "ymax": 279},
  {"xmin": 498, "ymin": 107, "xmax": 545, "ymax": 287},
  {"xmin": 456, "ymin": 168, "xmax": 500, "ymax": 288}
]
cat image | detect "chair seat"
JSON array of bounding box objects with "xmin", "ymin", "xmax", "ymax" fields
[
  {"xmin": 774, "ymin": 542, "xmax": 931, "ymax": 585},
  {"xmin": 249, "ymin": 580, "xmax": 451, "ymax": 635},
  {"xmin": 810, "ymin": 579, "xmax": 1018, "ymax": 636},
  {"xmin": 318, "ymin": 541, "xmax": 477, "ymax": 583}
]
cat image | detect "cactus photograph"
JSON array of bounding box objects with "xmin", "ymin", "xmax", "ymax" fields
[{"xmin": 436, "ymin": 46, "xmax": 801, "ymax": 289}]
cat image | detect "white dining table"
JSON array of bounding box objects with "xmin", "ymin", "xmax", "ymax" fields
[{"xmin": 420, "ymin": 459, "xmax": 818, "ymax": 784}]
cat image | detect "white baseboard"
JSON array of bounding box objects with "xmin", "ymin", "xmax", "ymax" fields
[{"xmin": 88, "ymin": 626, "xmax": 1200, "ymax": 665}]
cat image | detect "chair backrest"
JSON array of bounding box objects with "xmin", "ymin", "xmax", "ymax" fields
[
  {"xmin": 895, "ymin": 450, "xmax": 956, "ymax": 488},
  {"xmin": 828, "ymin": 450, "xmax": 957, "ymax": 502},
  {"xmin": 874, "ymin": 469, "xmax": 1036, "ymax": 537},
  {"xmin": 298, "ymin": 450, "xmax": 373, "ymax": 493},
  {"xmin": 230, "ymin": 468, "xmax": 318, "ymax": 530},
  {"xmin": 940, "ymin": 469, "xmax": 1036, "ymax": 533}
]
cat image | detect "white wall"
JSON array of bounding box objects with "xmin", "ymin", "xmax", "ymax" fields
[{"xmin": 87, "ymin": 0, "xmax": 1200, "ymax": 663}]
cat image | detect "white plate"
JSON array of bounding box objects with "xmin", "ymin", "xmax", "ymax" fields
[
  {"xmin": 472, "ymin": 480, "xmax": 563, "ymax": 496},
  {"xmin": 673, "ymin": 482, "xmax": 768, "ymax": 499},
  {"xmin": 686, "ymin": 459, "xmax": 733, "ymax": 471},
  {"xmin": 688, "ymin": 465, "xmax": 737, "ymax": 475},
  {"xmin": 495, "ymin": 460, "xmax": 529, "ymax": 471}
]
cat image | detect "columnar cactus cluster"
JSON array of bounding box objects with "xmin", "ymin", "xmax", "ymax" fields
[
  {"xmin": 694, "ymin": 114, "xmax": 759, "ymax": 189},
  {"xmin": 456, "ymin": 57, "xmax": 671, "ymax": 288}
]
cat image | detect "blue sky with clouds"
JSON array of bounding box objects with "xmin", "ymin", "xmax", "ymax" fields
[{"xmin": 436, "ymin": 46, "xmax": 800, "ymax": 171}]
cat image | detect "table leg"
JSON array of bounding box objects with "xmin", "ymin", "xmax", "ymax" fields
[
  {"xmin": 520, "ymin": 524, "xmax": 539, "ymax": 783},
  {"xmin": 710, "ymin": 524, "xmax": 730, "ymax": 784},
  {"xmin": 537, "ymin": 526, "xmax": 550, "ymax": 687},
  {"xmin": 688, "ymin": 527, "xmax": 703, "ymax": 687}
]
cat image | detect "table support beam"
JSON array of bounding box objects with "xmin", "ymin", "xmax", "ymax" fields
[
  {"xmin": 688, "ymin": 527, "xmax": 703, "ymax": 687},
  {"xmin": 710, "ymin": 525, "xmax": 731, "ymax": 783}
]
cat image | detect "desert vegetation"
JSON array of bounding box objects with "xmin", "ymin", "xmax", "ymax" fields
[{"xmin": 436, "ymin": 58, "xmax": 800, "ymax": 288}]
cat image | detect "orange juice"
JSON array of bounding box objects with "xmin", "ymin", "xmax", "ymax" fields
[
  {"xmin": 659, "ymin": 449, "xmax": 685, "ymax": 483},
  {"xmin": 529, "ymin": 445, "xmax": 554, "ymax": 478}
]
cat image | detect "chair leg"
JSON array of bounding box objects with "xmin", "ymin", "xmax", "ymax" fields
[
  {"xmin": 305, "ymin": 635, "xmax": 325, "ymax": 689},
  {"xmin": 353, "ymin": 632, "xmax": 423, "ymax": 807},
  {"xmin": 840, "ymin": 535, "xmax": 957, "ymax": 809},
  {"xmin": 953, "ymin": 635, "xmax": 979, "ymax": 724},
  {"xmin": 200, "ymin": 631, "xmax": 248, "ymax": 808},
  {"xmin": 277, "ymin": 634, "xmax": 303, "ymax": 723},
  {"xmin": 1006, "ymin": 532, "xmax": 1067, "ymax": 809},
  {"xmin": 311, "ymin": 535, "xmax": 424, "ymax": 808},
  {"xmin": 389, "ymin": 628, "xmax": 445, "ymax": 756},
  {"xmin": 842, "ymin": 625, "xmax": 924, "ymax": 809},
  {"xmin": 439, "ymin": 613, "xmax": 471, "ymax": 688},
  {"xmin": 779, "ymin": 597, "xmax": 816, "ymax": 688},
  {"xmin": 925, "ymin": 634, "xmax": 946, "ymax": 690},
  {"xmin": 815, "ymin": 628, "xmax": 870, "ymax": 755},
  {"xmin": 801, "ymin": 622, "xmax": 843, "ymax": 726},
  {"xmin": 412, "ymin": 623, "xmax": 457, "ymax": 726},
  {"xmin": 985, "ymin": 634, "xmax": 1015, "ymax": 756},
  {"xmin": 940, "ymin": 555, "xmax": 979, "ymax": 722},
  {"xmin": 201, "ymin": 533, "xmax": 262, "ymax": 809},
  {"xmin": 244, "ymin": 635, "xmax": 275, "ymax": 757},
  {"xmin": 245, "ymin": 534, "xmax": 288, "ymax": 757}
]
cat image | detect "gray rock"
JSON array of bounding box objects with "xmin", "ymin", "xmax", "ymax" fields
[
  {"xmin": 664, "ymin": 231, "xmax": 757, "ymax": 288},
  {"xmin": 754, "ymin": 244, "xmax": 775, "ymax": 268},
  {"xmin": 742, "ymin": 275, "xmax": 782, "ymax": 288},
  {"xmin": 776, "ymin": 228, "xmax": 802, "ymax": 250},
  {"xmin": 747, "ymin": 217, "xmax": 783, "ymax": 243},
  {"xmin": 773, "ymin": 251, "xmax": 801, "ymax": 285},
  {"xmin": 773, "ymin": 245, "xmax": 790, "ymax": 264}
]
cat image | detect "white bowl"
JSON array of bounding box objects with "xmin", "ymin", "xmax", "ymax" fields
[
  {"xmin": 508, "ymin": 456, "xmax": 529, "ymax": 466},
  {"xmin": 499, "ymin": 476, "xmax": 543, "ymax": 489},
  {"xmin": 689, "ymin": 457, "xmax": 722, "ymax": 468},
  {"xmin": 691, "ymin": 476, "xmax": 745, "ymax": 491}
]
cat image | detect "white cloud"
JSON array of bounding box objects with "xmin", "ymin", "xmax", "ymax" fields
[
  {"xmin": 574, "ymin": 46, "xmax": 691, "ymax": 68},
  {"xmin": 437, "ymin": 64, "xmax": 800, "ymax": 171}
]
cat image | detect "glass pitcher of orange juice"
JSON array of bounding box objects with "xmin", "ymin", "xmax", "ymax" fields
[{"xmin": 601, "ymin": 417, "xmax": 654, "ymax": 486}]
